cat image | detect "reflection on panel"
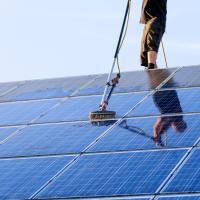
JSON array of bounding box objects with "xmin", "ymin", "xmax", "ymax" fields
[
  {"xmin": 0, "ymin": 99, "xmax": 60, "ymax": 126},
  {"xmin": 163, "ymin": 65, "xmax": 200, "ymax": 89},
  {"xmin": 158, "ymin": 196, "xmax": 200, "ymax": 200},
  {"xmin": 128, "ymin": 88, "xmax": 200, "ymax": 117},
  {"xmin": 37, "ymin": 150, "xmax": 186, "ymax": 198},
  {"xmin": 0, "ymin": 122, "xmax": 111, "ymax": 158},
  {"xmin": 89, "ymin": 114, "xmax": 199, "ymax": 152},
  {"xmin": 0, "ymin": 75, "xmax": 97, "ymax": 102},
  {"xmin": 163, "ymin": 149, "xmax": 200, "ymax": 193},
  {"xmin": 37, "ymin": 92, "xmax": 147, "ymax": 123},
  {"xmin": 0, "ymin": 127, "xmax": 18, "ymax": 142},
  {"xmin": 0, "ymin": 155, "xmax": 74, "ymax": 199},
  {"xmin": 77, "ymin": 68, "xmax": 176, "ymax": 96}
]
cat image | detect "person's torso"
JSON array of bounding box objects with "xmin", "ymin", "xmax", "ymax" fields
[{"xmin": 140, "ymin": 0, "xmax": 167, "ymax": 25}]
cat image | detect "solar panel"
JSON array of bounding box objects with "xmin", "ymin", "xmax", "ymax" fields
[
  {"xmin": 128, "ymin": 88, "xmax": 200, "ymax": 117},
  {"xmin": 0, "ymin": 66, "xmax": 199, "ymax": 200},
  {"xmin": 0, "ymin": 122, "xmax": 111, "ymax": 158},
  {"xmin": 163, "ymin": 65, "xmax": 200, "ymax": 89},
  {"xmin": 0, "ymin": 75, "xmax": 97, "ymax": 102},
  {"xmin": 0, "ymin": 99, "xmax": 60, "ymax": 126},
  {"xmin": 0, "ymin": 127, "xmax": 18, "ymax": 142},
  {"xmin": 0, "ymin": 155, "xmax": 74, "ymax": 199},
  {"xmin": 88, "ymin": 114, "xmax": 200, "ymax": 152},
  {"xmin": 0, "ymin": 81, "xmax": 25, "ymax": 98},
  {"xmin": 37, "ymin": 150, "xmax": 186, "ymax": 199},
  {"xmin": 163, "ymin": 148, "xmax": 200, "ymax": 193},
  {"xmin": 157, "ymin": 196, "xmax": 200, "ymax": 200},
  {"xmin": 36, "ymin": 92, "xmax": 147, "ymax": 123},
  {"xmin": 77, "ymin": 68, "xmax": 176, "ymax": 96}
]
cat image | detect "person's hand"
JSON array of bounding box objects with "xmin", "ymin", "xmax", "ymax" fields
[{"xmin": 153, "ymin": 117, "xmax": 170, "ymax": 143}]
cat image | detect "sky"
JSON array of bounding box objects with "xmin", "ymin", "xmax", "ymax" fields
[{"xmin": 0, "ymin": 0, "xmax": 199, "ymax": 82}]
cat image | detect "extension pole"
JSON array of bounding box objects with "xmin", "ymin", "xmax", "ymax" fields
[{"xmin": 100, "ymin": 0, "xmax": 131, "ymax": 110}]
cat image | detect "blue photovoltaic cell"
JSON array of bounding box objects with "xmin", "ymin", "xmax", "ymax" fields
[
  {"xmin": 36, "ymin": 92, "xmax": 147, "ymax": 123},
  {"xmin": 0, "ymin": 127, "xmax": 18, "ymax": 142},
  {"xmin": 163, "ymin": 149, "xmax": 200, "ymax": 193},
  {"xmin": 77, "ymin": 68, "xmax": 176, "ymax": 96},
  {"xmin": 0, "ymin": 98, "xmax": 60, "ymax": 126},
  {"xmin": 0, "ymin": 75, "xmax": 97, "ymax": 102},
  {"xmin": 0, "ymin": 122, "xmax": 111, "ymax": 157},
  {"xmin": 0, "ymin": 155, "xmax": 74, "ymax": 199},
  {"xmin": 37, "ymin": 150, "xmax": 186, "ymax": 198},
  {"xmin": 158, "ymin": 196, "xmax": 200, "ymax": 200},
  {"xmin": 88, "ymin": 115, "xmax": 200, "ymax": 152},
  {"xmin": 128, "ymin": 88, "xmax": 200, "ymax": 117}
]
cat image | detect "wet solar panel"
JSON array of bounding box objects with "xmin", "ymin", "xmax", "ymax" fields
[
  {"xmin": 37, "ymin": 150, "xmax": 186, "ymax": 198},
  {"xmin": 0, "ymin": 66, "xmax": 199, "ymax": 200}
]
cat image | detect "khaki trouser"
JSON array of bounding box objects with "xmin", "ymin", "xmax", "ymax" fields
[{"xmin": 140, "ymin": 19, "xmax": 165, "ymax": 67}]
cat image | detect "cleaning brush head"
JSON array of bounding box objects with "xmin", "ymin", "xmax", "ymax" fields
[{"xmin": 89, "ymin": 110, "xmax": 116, "ymax": 122}]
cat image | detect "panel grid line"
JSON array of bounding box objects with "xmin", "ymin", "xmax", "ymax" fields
[
  {"xmin": 0, "ymin": 146, "xmax": 192, "ymax": 161},
  {"xmin": 33, "ymin": 192, "xmax": 200, "ymax": 200}
]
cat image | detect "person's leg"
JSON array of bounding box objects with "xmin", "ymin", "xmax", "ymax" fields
[
  {"xmin": 145, "ymin": 20, "xmax": 165, "ymax": 69},
  {"xmin": 147, "ymin": 51, "xmax": 157, "ymax": 69}
]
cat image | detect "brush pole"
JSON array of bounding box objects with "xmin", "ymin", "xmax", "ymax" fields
[{"xmin": 100, "ymin": 0, "xmax": 131, "ymax": 110}]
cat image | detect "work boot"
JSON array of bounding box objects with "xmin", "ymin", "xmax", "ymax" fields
[{"xmin": 147, "ymin": 63, "xmax": 158, "ymax": 70}]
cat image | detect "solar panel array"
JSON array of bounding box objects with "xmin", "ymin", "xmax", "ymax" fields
[{"xmin": 0, "ymin": 65, "xmax": 200, "ymax": 200}]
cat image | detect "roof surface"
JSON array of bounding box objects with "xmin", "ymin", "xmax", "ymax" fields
[{"xmin": 0, "ymin": 65, "xmax": 200, "ymax": 200}]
